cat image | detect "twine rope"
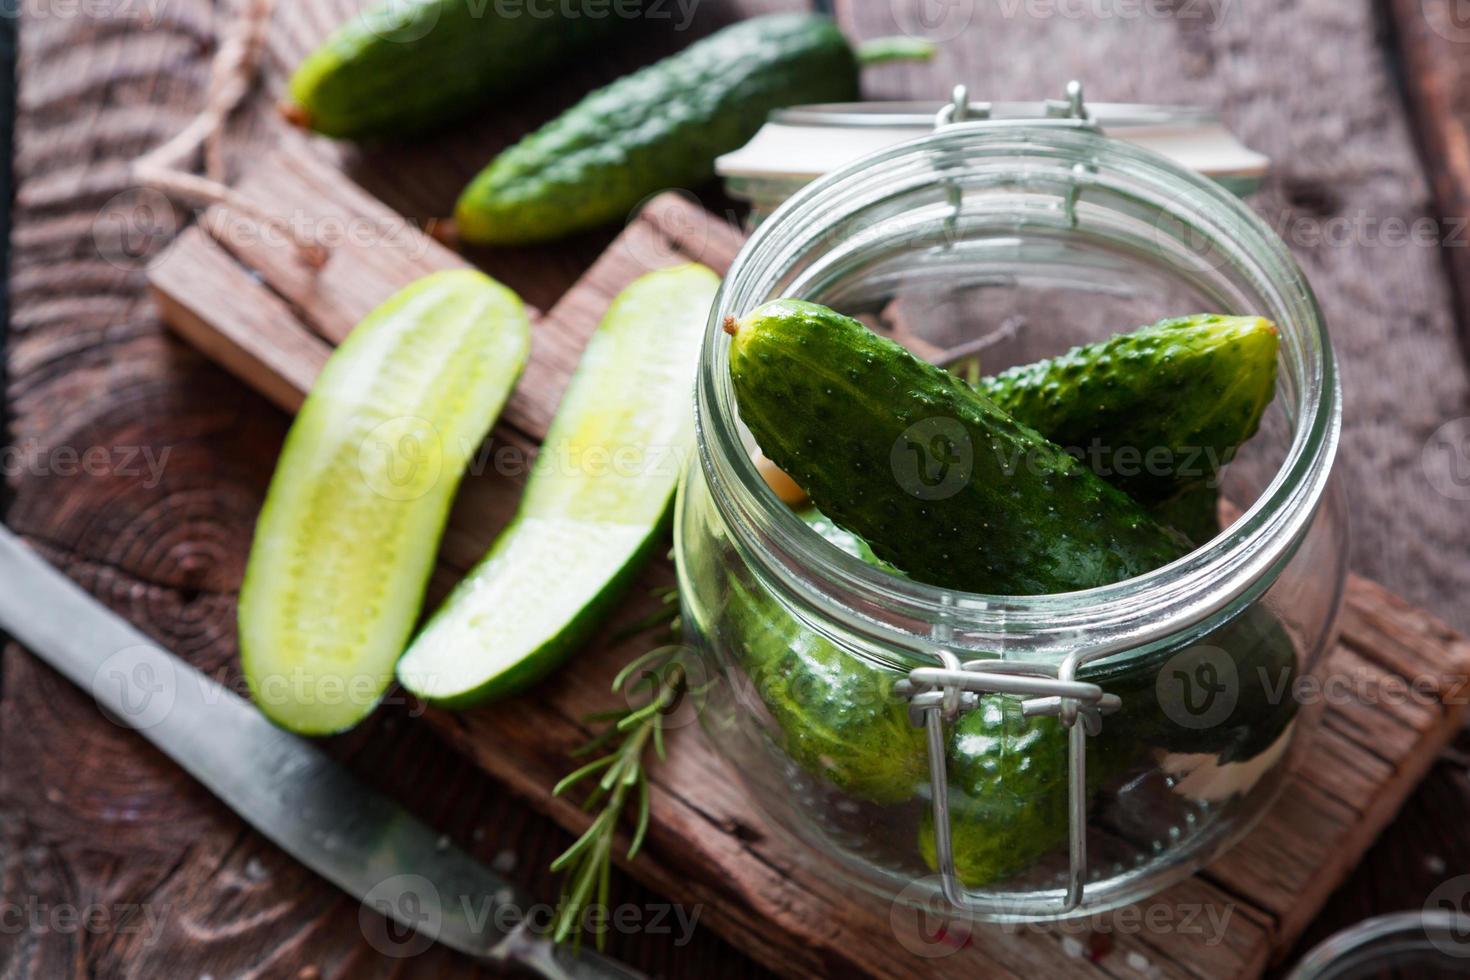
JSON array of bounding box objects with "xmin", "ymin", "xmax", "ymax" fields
[{"xmin": 132, "ymin": 0, "xmax": 326, "ymax": 265}]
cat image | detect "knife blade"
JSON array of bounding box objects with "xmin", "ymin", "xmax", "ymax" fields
[{"xmin": 0, "ymin": 525, "xmax": 647, "ymax": 980}]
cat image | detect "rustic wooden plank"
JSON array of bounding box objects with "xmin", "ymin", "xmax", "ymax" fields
[
  {"xmin": 149, "ymin": 225, "xmax": 329, "ymax": 414},
  {"xmin": 148, "ymin": 188, "xmax": 724, "ymax": 583},
  {"xmin": 1300, "ymin": 717, "xmax": 1398, "ymax": 810},
  {"xmin": 1388, "ymin": 0, "xmax": 1470, "ymax": 347},
  {"xmin": 197, "ymin": 145, "xmax": 471, "ymax": 345}
]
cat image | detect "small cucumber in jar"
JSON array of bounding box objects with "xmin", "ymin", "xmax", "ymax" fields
[
  {"xmin": 726, "ymin": 299, "xmax": 1190, "ymax": 595},
  {"xmin": 239, "ymin": 270, "xmax": 531, "ymax": 734},
  {"xmin": 397, "ymin": 263, "xmax": 720, "ymax": 706},
  {"xmin": 981, "ymin": 314, "xmax": 1279, "ymax": 505}
]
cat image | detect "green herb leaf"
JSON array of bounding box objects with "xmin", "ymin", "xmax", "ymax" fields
[{"xmin": 548, "ymin": 593, "xmax": 686, "ymax": 950}]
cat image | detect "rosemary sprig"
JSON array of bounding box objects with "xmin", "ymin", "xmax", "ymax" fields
[{"xmin": 549, "ymin": 588, "xmax": 687, "ymax": 949}]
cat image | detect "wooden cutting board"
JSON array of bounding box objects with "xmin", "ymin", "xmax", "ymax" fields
[{"xmin": 148, "ymin": 148, "xmax": 1470, "ymax": 980}]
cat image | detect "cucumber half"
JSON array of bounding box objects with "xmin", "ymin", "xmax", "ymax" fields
[
  {"xmin": 397, "ymin": 263, "xmax": 721, "ymax": 707},
  {"xmin": 239, "ymin": 270, "xmax": 531, "ymax": 734}
]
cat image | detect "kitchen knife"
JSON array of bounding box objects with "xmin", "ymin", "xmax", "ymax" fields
[{"xmin": 0, "ymin": 525, "xmax": 647, "ymax": 980}]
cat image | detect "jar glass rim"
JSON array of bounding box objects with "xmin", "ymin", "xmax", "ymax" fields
[{"xmin": 695, "ymin": 124, "xmax": 1341, "ymax": 662}]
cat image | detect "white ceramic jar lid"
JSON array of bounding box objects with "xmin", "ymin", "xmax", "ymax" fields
[{"xmin": 717, "ymin": 93, "xmax": 1269, "ymax": 201}]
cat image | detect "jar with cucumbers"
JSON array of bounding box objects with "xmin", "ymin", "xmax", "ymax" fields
[{"xmin": 674, "ymin": 97, "xmax": 1347, "ymax": 919}]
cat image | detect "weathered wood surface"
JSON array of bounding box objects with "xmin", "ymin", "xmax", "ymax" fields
[
  {"xmin": 147, "ymin": 171, "xmax": 1470, "ymax": 977},
  {"xmin": 3, "ymin": 2, "xmax": 788, "ymax": 978},
  {"xmin": 7, "ymin": 0, "xmax": 1470, "ymax": 977},
  {"xmin": 1393, "ymin": 0, "xmax": 1470, "ymax": 350}
]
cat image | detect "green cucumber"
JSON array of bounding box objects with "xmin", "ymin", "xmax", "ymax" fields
[
  {"xmin": 239, "ymin": 270, "xmax": 531, "ymax": 734},
  {"xmin": 916, "ymin": 609, "xmax": 1298, "ymax": 887},
  {"xmin": 726, "ymin": 299, "xmax": 1190, "ymax": 595},
  {"xmin": 918, "ymin": 700, "xmax": 1071, "ymax": 887},
  {"xmin": 917, "ymin": 695, "xmax": 1135, "ymax": 887},
  {"xmin": 285, "ymin": 0, "xmax": 619, "ymax": 139},
  {"xmin": 980, "ymin": 314, "xmax": 1279, "ymax": 505},
  {"xmin": 1147, "ymin": 483, "xmax": 1224, "ymax": 545},
  {"xmin": 397, "ymin": 263, "xmax": 720, "ymax": 706},
  {"xmin": 1090, "ymin": 603, "xmax": 1299, "ymax": 765},
  {"xmin": 454, "ymin": 14, "xmax": 930, "ymax": 245},
  {"xmin": 725, "ymin": 511, "xmax": 920, "ymax": 803},
  {"xmin": 799, "ymin": 507, "xmax": 896, "ymax": 573},
  {"xmin": 729, "ymin": 575, "xmax": 926, "ymax": 804}
]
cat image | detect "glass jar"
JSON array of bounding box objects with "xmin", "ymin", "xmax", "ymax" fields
[
  {"xmin": 674, "ymin": 106, "xmax": 1347, "ymax": 920},
  {"xmin": 1285, "ymin": 912, "xmax": 1470, "ymax": 978}
]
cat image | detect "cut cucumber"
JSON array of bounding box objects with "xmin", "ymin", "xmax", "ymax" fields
[
  {"xmin": 397, "ymin": 263, "xmax": 721, "ymax": 707},
  {"xmin": 238, "ymin": 269, "xmax": 531, "ymax": 735}
]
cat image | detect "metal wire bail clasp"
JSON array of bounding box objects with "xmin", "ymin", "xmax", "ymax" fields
[
  {"xmin": 933, "ymin": 80, "xmax": 1093, "ymax": 131},
  {"xmin": 895, "ymin": 648, "xmax": 1121, "ymax": 915}
]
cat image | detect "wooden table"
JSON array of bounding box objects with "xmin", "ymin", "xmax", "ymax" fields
[{"xmin": 4, "ymin": 1, "xmax": 1470, "ymax": 976}]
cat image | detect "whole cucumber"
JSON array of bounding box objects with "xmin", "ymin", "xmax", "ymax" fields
[
  {"xmin": 286, "ymin": 0, "xmax": 620, "ymax": 139},
  {"xmin": 917, "ymin": 697, "xmax": 1132, "ymax": 887},
  {"xmin": 727, "ymin": 299, "xmax": 1190, "ymax": 595},
  {"xmin": 454, "ymin": 14, "xmax": 926, "ymax": 244},
  {"xmin": 729, "ymin": 574, "xmax": 927, "ymax": 804},
  {"xmin": 980, "ymin": 314, "xmax": 1279, "ymax": 505}
]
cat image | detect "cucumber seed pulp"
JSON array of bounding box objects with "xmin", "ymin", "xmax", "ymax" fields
[
  {"xmin": 239, "ymin": 270, "xmax": 531, "ymax": 734},
  {"xmin": 397, "ymin": 264, "xmax": 721, "ymax": 706}
]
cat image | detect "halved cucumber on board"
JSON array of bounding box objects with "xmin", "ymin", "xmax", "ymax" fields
[
  {"xmin": 239, "ymin": 270, "xmax": 532, "ymax": 735},
  {"xmin": 397, "ymin": 263, "xmax": 721, "ymax": 707}
]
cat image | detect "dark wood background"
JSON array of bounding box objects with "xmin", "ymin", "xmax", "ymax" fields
[{"xmin": 4, "ymin": 0, "xmax": 1470, "ymax": 976}]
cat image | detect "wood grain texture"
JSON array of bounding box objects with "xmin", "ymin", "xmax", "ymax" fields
[
  {"xmin": 3, "ymin": 2, "xmax": 787, "ymax": 977},
  {"xmin": 1390, "ymin": 0, "xmax": 1470, "ymax": 348},
  {"xmin": 9, "ymin": 0, "xmax": 1470, "ymax": 977},
  {"xmin": 148, "ymin": 171, "xmax": 1470, "ymax": 977}
]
